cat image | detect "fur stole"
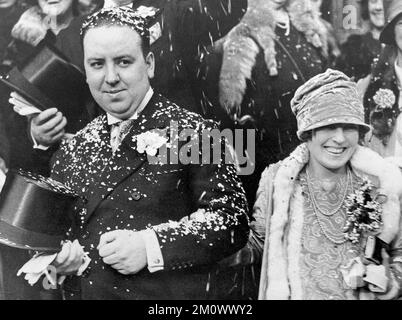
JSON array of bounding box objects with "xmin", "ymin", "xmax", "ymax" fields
[
  {"xmin": 261, "ymin": 143, "xmax": 402, "ymax": 299},
  {"xmin": 11, "ymin": 6, "xmax": 49, "ymax": 46},
  {"xmin": 214, "ymin": 0, "xmax": 329, "ymax": 114}
]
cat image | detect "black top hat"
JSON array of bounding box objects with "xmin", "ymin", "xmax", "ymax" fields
[
  {"xmin": 380, "ymin": 0, "xmax": 402, "ymax": 45},
  {"xmin": 0, "ymin": 43, "xmax": 90, "ymax": 133},
  {"xmin": 0, "ymin": 170, "xmax": 78, "ymax": 252}
]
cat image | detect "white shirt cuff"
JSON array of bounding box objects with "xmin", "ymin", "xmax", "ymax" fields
[
  {"xmin": 30, "ymin": 127, "xmax": 49, "ymax": 150},
  {"xmin": 139, "ymin": 229, "xmax": 164, "ymax": 273}
]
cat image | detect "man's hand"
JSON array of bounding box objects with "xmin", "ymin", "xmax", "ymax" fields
[
  {"xmin": 52, "ymin": 240, "xmax": 85, "ymax": 275},
  {"xmin": 31, "ymin": 108, "xmax": 67, "ymax": 147},
  {"xmin": 98, "ymin": 230, "xmax": 147, "ymax": 275}
]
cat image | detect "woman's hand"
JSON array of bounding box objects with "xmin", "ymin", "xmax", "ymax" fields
[{"xmin": 52, "ymin": 240, "xmax": 85, "ymax": 275}]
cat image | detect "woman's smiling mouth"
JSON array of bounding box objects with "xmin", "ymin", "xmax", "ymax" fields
[{"xmin": 324, "ymin": 146, "xmax": 347, "ymax": 155}]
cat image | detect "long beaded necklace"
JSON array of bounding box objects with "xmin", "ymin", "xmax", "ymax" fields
[{"xmin": 306, "ymin": 167, "xmax": 352, "ymax": 245}]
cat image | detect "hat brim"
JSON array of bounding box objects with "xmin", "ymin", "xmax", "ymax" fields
[
  {"xmin": 0, "ymin": 219, "xmax": 62, "ymax": 252},
  {"xmin": 380, "ymin": 12, "xmax": 402, "ymax": 45},
  {"xmin": 297, "ymin": 117, "xmax": 372, "ymax": 139},
  {"xmin": 0, "ymin": 69, "xmax": 56, "ymax": 112}
]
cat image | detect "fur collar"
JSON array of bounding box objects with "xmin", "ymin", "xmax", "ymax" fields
[
  {"xmin": 262, "ymin": 143, "xmax": 402, "ymax": 299},
  {"xmin": 214, "ymin": 0, "xmax": 328, "ymax": 114}
]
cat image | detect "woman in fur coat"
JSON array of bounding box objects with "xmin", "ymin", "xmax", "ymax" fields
[
  {"xmin": 197, "ymin": 0, "xmax": 328, "ymax": 208},
  {"xmin": 240, "ymin": 69, "xmax": 402, "ymax": 300}
]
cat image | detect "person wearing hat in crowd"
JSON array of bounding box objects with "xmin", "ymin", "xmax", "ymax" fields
[
  {"xmin": 27, "ymin": 7, "xmax": 249, "ymax": 300},
  {"xmin": 227, "ymin": 69, "xmax": 402, "ymax": 300},
  {"xmin": 363, "ymin": 0, "xmax": 402, "ymax": 161},
  {"xmin": 337, "ymin": 0, "xmax": 385, "ymax": 82}
]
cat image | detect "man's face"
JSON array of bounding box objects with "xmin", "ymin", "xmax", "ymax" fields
[
  {"xmin": 0, "ymin": 0, "xmax": 17, "ymax": 9},
  {"xmin": 38, "ymin": 0, "xmax": 73, "ymax": 16},
  {"xmin": 395, "ymin": 16, "xmax": 402, "ymax": 51},
  {"xmin": 368, "ymin": 0, "xmax": 384, "ymax": 29},
  {"xmin": 84, "ymin": 26, "xmax": 155, "ymax": 120},
  {"xmin": 306, "ymin": 124, "xmax": 359, "ymax": 172}
]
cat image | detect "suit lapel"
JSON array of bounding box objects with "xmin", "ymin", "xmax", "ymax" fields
[{"xmin": 84, "ymin": 95, "xmax": 168, "ymax": 221}]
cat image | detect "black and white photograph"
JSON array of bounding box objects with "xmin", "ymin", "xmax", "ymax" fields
[{"xmin": 0, "ymin": 0, "xmax": 401, "ymax": 305}]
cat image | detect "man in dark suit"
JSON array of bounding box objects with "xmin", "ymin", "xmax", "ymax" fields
[{"xmin": 40, "ymin": 7, "xmax": 249, "ymax": 299}]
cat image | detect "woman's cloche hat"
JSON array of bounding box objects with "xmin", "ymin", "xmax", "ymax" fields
[{"xmin": 291, "ymin": 69, "xmax": 371, "ymax": 139}]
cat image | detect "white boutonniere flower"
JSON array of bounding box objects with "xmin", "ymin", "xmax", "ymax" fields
[
  {"xmin": 373, "ymin": 89, "xmax": 396, "ymax": 110},
  {"xmin": 134, "ymin": 130, "xmax": 168, "ymax": 156}
]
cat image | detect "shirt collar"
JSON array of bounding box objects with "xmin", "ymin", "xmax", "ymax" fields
[
  {"xmin": 107, "ymin": 87, "xmax": 154, "ymax": 125},
  {"xmin": 395, "ymin": 60, "xmax": 402, "ymax": 88}
]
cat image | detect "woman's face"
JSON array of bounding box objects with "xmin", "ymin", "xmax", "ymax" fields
[
  {"xmin": 368, "ymin": 0, "xmax": 385, "ymax": 29},
  {"xmin": 269, "ymin": 0, "xmax": 288, "ymax": 10},
  {"xmin": 0, "ymin": 0, "xmax": 17, "ymax": 9},
  {"xmin": 395, "ymin": 16, "xmax": 402, "ymax": 51},
  {"xmin": 38, "ymin": 0, "xmax": 73, "ymax": 16},
  {"xmin": 307, "ymin": 124, "xmax": 359, "ymax": 173}
]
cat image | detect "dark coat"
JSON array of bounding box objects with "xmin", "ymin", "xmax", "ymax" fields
[
  {"xmin": 336, "ymin": 31, "xmax": 383, "ymax": 81},
  {"xmin": 50, "ymin": 93, "xmax": 249, "ymax": 300}
]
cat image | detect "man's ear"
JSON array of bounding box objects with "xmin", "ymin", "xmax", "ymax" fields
[{"xmin": 146, "ymin": 52, "xmax": 155, "ymax": 79}]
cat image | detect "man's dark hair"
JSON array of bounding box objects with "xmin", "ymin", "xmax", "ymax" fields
[{"xmin": 80, "ymin": 7, "xmax": 151, "ymax": 58}]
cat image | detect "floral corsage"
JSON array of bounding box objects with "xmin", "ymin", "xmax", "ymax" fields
[
  {"xmin": 344, "ymin": 178, "xmax": 383, "ymax": 244},
  {"xmin": 370, "ymin": 89, "xmax": 398, "ymax": 142}
]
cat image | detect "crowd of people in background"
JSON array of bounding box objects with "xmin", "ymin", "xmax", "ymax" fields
[{"xmin": 0, "ymin": 0, "xmax": 402, "ymax": 300}]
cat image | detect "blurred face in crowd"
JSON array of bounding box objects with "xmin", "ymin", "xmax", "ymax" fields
[
  {"xmin": 395, "ymin": 16, "xmax": 402, "ymax": 51},
  {"xmin": 307, "ymin": 124, "xmax": 359, "ymax": 174},
  {"xmin": 0, "ymin": 0, "xmax": 17, "ymax": 9},
  {"xmin": 38, "ymin": 0, "xmax": 73, "ymax": 16},
  {"xmin": 84, "ymin": 26, "xmax": 155, "ymax": 120},
  {"xmin": 368, "ymin": 0, "xmax": 385, "ymax": 29}
]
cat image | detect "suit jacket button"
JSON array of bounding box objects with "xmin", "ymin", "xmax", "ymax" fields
[{"xmin": 131, "ymin": 192, "xmax": 141, "ymax": 201}]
